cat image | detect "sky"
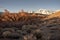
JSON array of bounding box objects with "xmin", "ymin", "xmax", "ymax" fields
[{"xmin": 0, "ymin": 0, "xmax": 60, "ymax": 12}]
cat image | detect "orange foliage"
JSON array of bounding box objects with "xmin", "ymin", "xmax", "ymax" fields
[{"xmin": 0, "ymin": 11, "xmax": 46, "ymax": 22}]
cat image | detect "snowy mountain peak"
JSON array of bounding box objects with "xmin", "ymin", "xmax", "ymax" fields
[{"xmin": 35, "ymin": 9, "xmax": 53, "ymax": 15}]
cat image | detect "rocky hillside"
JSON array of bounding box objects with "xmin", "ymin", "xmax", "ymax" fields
[
  {"xmin": 0, "ymin": 11, "xmax": 60, "ymax": 40},
  {"xmin": 45, "ymin": 11, "xmax": 60, "ymax": 19}
]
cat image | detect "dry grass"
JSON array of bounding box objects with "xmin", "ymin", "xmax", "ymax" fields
[{"xmin": 0, "ymin": 11, "xmax": 60, "ymax": 40}]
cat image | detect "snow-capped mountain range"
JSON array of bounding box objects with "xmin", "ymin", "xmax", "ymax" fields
[
  {"xmin": 28, "ymin": 9, "xmax": 60, "ymax": 15},
  {"xmin": 34, "ymin": 9, "xmax": 54, "ymax": 15},
  {"xmin": 0, "ymin": 9, "xmax": 60, "ymax": 15}
]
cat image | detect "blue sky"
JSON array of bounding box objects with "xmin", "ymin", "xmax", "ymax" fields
[{"xmin": 0, "ymin": 0, "xmax": 60, "ymax": 12}]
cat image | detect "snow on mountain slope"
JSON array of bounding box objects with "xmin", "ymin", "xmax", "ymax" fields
[{"xmin": 35, "ymin": 9, "xmax": 53, "ymax": 15}]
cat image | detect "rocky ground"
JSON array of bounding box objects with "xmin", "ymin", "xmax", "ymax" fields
[{"xmin": 0, "ymin": 12, "xmax": 60, "ymax": 40}]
